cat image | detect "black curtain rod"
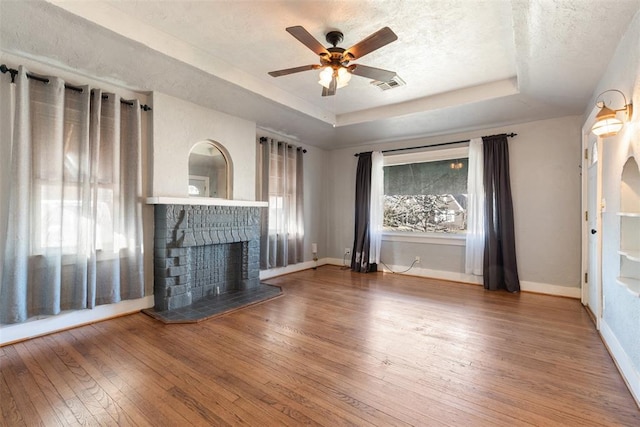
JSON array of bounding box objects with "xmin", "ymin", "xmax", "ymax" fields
[
  {"xmin": 353, "ymin": 133, "xmax": 517, "ymax": 157},
  {"xmin": 259, "ymin": 136, "xmax": 307, "ymax": 153},
  {"xmin": 1, "ymin": 64, "xmax": 152, "ymax": 111}
]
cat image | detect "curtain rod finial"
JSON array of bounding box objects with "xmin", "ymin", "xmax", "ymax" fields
[{"xmin": 0, "ymin": 64, "xmax": 18, "ymax": 83}]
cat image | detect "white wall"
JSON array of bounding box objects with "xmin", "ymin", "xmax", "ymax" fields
[
  {"xmin": 327, "ymin": 115, "xmax": 583, "ymax": 295},
  {"xmin": 151, "ymin": 92, "xmax": 257, "ymax": 200},
  {"xmin": 587, "ymin": 8, "xmax": 640, "ymax": 403}
]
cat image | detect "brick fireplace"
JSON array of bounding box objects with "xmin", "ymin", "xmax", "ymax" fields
[{"xmin": 147, "ymin": 198, "xmax": 269, "ymax": 314}]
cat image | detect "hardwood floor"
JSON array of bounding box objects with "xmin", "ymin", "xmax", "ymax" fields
[{"xmin": 1, "ymin": 265, "xmax": 639, "ymax": 426}]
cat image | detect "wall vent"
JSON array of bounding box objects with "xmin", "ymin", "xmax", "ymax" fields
[{"xmin": 371, "ymin": 75, "xmax": 406, "ymax": 91}]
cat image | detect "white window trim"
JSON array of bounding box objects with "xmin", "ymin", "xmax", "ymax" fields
[
  {"xmin": 383, "ymin": 145, "xmax": 469, "ymax": 245},
  {"xmin": 383, "ymin": 146, "xmax": 469, "ymax": 166},
  {"xmin": 382, "ymin": 231, "xmax": 466, "ymax": 246}
]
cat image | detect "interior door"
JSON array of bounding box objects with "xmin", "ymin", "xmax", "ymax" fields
[{"xmin": 586, "ymin": 137, "xmax": 602, "ymax": 328}]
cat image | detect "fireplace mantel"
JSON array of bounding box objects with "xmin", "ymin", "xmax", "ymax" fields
[{"xmin": 146, "ymin": 197, "xmax": 267, "ymax": 208}]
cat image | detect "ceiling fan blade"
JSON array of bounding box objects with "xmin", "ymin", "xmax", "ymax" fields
[
  {"xmin": 286, "ymin": 26, "xmax": 330, "ymax": 56},
  {"xmin": 268, "ymin": 64, "xmax": 321, "ymax": 77},
  {"xmin": 344, "ymin": 27, "xmax": 397, "ymax": 60},
  {"xmin": 349, "ymin": 64, "xmax": 397, "ymax": 82},
  {"xmin": 322, "ymin": 75, "xmax": 337, "ymax": 97}
]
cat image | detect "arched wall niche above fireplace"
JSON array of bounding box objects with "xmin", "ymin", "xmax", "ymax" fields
[{"xmin": 188, "ymin": 140, "xmax": 233, "ymax": 199}]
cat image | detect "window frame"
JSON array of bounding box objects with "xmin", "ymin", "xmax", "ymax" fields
[{"xmin": 382, "ymin": 146, "xmax": 469, "ymax": 245}]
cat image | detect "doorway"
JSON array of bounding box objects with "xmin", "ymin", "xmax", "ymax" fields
[{"xmin": 582, "ymin": 129, "xmax": 602, "ymax": 328}]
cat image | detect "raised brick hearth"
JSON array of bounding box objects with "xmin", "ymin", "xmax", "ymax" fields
[{"xmin": 152, "ymin": 202, "xmax": 264, "ymax": 312}]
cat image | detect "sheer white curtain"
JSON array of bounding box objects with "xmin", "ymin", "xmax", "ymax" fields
[
  {"xmin": 465, "ymin": 137, "xmax": 484, "ymax": 275},
  {"xmin": 259, "ymin": 138, "xmax": 304, "ymax": 269},
  {"xmin": 0, "ymin": 70, "xmax": 14, "ymax": 288},
  {"xmin": 0, "ymin": 67, "xmax": 144, "ymax": 324},
  {"xmin": 369, "ymin": 151, "xmax": 384, "ymax": 265}
]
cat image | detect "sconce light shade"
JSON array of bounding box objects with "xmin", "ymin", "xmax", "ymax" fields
[
  {"xmin": 590, "ymin": 89, "xmax": 633, "ymax": 138},
  {"xmin": 592, "ymin": 105, "xmax": 624, "ymax": 137}
]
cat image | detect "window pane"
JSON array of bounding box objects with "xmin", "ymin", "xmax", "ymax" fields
[{"xmin": 383, "ymin": 158, "xmax": 468, "ymax": 233}]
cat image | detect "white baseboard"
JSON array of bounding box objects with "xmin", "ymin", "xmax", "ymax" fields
[
  {"xmin": 600, "ymin": 319, "xmax": 640, "ymax": 407},
  {"xmin": 519, "ymin": 280, "xmax": 581, "ymax": 298},
  {"xmin": 0, "ymin": 295, "xmax": 154, "ymax": 346},
  {"xmin": 325, "ymin": 260, "xmax": 581, "ymax": 298},
  {"xmin": 326, "ymin": 257, "xmax": 351, "ymax": 268},
  {"xmin": 383, "ymin": 264, "xmax": 485, "ymax": 285},
  {"xmin": 259, "ymin": 259, "xmax": 329, "ymax": 280}
]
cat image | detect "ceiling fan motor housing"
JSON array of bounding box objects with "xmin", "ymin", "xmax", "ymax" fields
[
  {"xmin": 320, "ymin": 31, "xmax": 350, "ymax": 68},
  {"xmin": 322, "ymin": 47, "xmax": 350, "ymax": 68},
  {"xmin": 325, "ymin": 31, "xmax": 344, "ymax": 47}
]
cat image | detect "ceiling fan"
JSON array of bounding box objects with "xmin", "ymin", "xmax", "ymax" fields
[{"xmin": 268, "ymin": 26, "xmax": 398, "ymax": 96}]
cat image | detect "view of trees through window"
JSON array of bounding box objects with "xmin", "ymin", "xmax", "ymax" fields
[{"xmin": 383, "ymin": 158, "xmax": 468, "ymax": 233}]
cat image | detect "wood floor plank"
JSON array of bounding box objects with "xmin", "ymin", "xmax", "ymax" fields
[
  {"xmin": 227, "ymin": 310, "xmax": 541, "ymax": 426},
  {"xmin": 49, "ymin": 332, "xmax": 153, "ymax": 427},
  {"xmin": 65, "ymin": 326, "xmax": 199, "ymax": 426},
  {"xmin": 89, "ymin": 316, "xmax": 276, "ymax": 425},
  {"xmin": 12, "ymin": 342, "xmax": 82, "ymax": 426},
  {"xmin": 1, "ymin": 265, "xmax": 639, "ymax": 426},
  {"xmin": 220, "ymin": 301, "xmax": 578, "ymax": 425},
  {"xmin": 0, "ymin": 370, "xmax": 26, "ymax": 427},
  {"xmin": 147, "ymin": 312, "xmax": 415, "ymax": 426},
  {"xmin": 83, "ymin": 327, "xmax": 239, "ymax": 426},
  {"xmin": 174, "ymin": 323, "xmax": 408, "ymax": 426},
  {"xmin": 215, "ymin": 313, "xmax": 517, "ymax": 426},
  {"xmin": 40, "ymin": 334, "xmax": 123, "ymax": 426},
  {"xmin": 21, "ymin": 337, "xmax": 101, "ymax": 426},
  {"xmin": 1, "ymin": 346, "xmax": 53, "ymax": 426}
]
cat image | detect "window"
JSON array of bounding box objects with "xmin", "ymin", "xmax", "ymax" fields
[
  {"xmin": 36, "ymin": 185, "xmax": 115, "ymax": 254},
  {"xmin": 383, "ymin": 147, "xmax": 468, "ymax": 234}
]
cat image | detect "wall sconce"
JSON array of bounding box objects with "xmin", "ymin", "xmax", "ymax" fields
[{"xmin": 591, "ymin": 89, "xmax": 634, "ymax": 138}]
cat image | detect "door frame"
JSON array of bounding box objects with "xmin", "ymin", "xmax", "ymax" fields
[{"xmin": 581, "ymin": 107, "xmax": 603, "ymax": 328}]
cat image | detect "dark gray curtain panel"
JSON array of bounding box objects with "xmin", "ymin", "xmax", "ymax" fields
[
  {"xmin": 482, "ymin": 135, "xmax": 520, "ymax": 292},
  {"xmin": 351, "ymin": 152, "xmax": 376, "ymax": 273}
]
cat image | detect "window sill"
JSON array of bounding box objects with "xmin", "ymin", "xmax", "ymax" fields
[{"xmin": 381, "ymin": 232, "xmax": 466, "ymax": 246}]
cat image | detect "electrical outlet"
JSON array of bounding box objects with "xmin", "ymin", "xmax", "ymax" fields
[
  {"xmin": 415, "ymin": 256, "xmax": 421, "ymax": 263},
  {"xmin": 345, "ymin": 248, "xmax": 351, "ymax": 256}
]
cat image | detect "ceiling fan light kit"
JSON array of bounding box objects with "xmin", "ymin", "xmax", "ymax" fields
[
  {"xmin": 269, "ymin": 25, "xmax": 399, "ymax": 96},
  {"xmin": 319, "ymin": 66, "xmax": 351, "ymax": 89}
]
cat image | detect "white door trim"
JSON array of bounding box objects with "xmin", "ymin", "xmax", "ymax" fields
[{"xmin": 581, "ymin": 107, "xmax": 603, "ymax": 327}]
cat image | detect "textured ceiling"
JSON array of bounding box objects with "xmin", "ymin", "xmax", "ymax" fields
[{"xmin": 1, "ymin": 0, "xmax": 639, "ymax": 149}]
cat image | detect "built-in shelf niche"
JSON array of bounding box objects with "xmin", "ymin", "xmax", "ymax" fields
[{"xmin": 617, "ymin": 156, "xmax": 640, "ymax": 297}]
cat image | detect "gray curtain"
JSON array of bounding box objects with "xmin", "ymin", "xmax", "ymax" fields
[
  {"xmin": 0, "ymin": 67, "xmax": 144, "ymax": 324},
  {"xmin": 351, "ymin": 152, "xmax": 377, "ymax": 273},
  {"xmin": 482, "ymin": 135, "xmax": 520, "ymax": 292},
  {"xmin": 258, "ymin": 138, "xmax": 304, "ymax": 269}
]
